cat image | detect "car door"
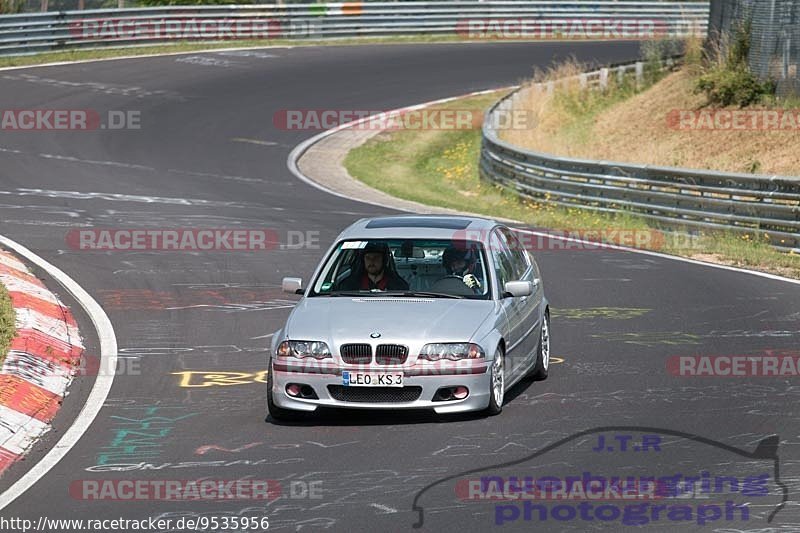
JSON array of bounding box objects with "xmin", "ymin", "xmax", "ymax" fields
[
  {"xmin": 499, "ymin": 227, "xmax": 543, "ymax": 374},
  {"xmin": 489, "ymin": 230, "xmax": 526, "ymax": 378}
]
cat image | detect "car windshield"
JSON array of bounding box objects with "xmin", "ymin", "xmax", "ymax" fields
[{"xmin": 309, "ymin": 239, "xmax": 491, "ymax": 299}]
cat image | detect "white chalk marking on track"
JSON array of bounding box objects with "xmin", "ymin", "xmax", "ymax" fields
[
  {"xmin": 370, "ymin": 503, "xmax": 398, "ymax": 514},
  {"xmin": 0, "ymin": 234, "xmax": 117, "ymax": 512}
]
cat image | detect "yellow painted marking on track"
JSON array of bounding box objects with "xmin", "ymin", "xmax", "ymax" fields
[{"xmin": 173, "ymin": 370, "xmax": 268, "ymax": 387}]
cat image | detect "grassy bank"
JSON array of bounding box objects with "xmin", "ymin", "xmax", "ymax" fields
[
  {"xmin": 0, "ymin": 282, "xmax": 14, "ymax": 364},
  {"xmin": 502, "ymin": 68, "xmax": 800, "ymax": 176},
  {"xmin": 344, "ymin": 92, "xmax": 800, "ymax": 279}
]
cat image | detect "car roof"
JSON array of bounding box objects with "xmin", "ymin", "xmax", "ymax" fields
[{"xmin": 336, "ymin": 215, "xmax": 502, "ymax": 241}]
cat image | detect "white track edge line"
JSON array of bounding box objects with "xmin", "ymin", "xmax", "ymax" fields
[
  {"xmin": 287, "ymin": 91, "xmax": 800, "ymax": 288},
  {"xmin": 0, "ymin": 234, "xmax": 118, "ymax": 511},
  {"xmin": 286, "ymin": 86, "xmax": 516, "ymax": 209}
]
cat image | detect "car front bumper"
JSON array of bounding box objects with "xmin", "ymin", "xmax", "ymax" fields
[{"xmin": 270, "ymin": 359, "xmax": 492, "ymax": 414}]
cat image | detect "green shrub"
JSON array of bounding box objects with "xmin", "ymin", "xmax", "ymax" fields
[
  {"xmin": 694, "ymin": 17, "xmax": 775, "ymax": 106},
  {"xmin": 0, "ymin": 0, "xmax": 24, "ymax": 14},
  {"xmin": 696, "ymin": 66, "xmax": 776, "ymax": 107}
]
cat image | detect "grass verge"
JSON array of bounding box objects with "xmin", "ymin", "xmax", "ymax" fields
[
  {"xmin": 0, "ymin": 281, "xmax": 15, "ymax": 365},
  {"xmin": 344, "ymin": 92, "xmax": 800, "ymax": 280}
]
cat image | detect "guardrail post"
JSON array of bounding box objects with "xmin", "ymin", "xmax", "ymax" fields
[
  {"xmin": 635, "ymin": 62, "xmax": 644, "ymax": 88},
  {"xmin": 545, "ymin": 81, "xmax": 554, "ymax": 95},
  {"xmin": 599, "ymin": 68, "xmax": 609, "ymax": 90},
  {"xmin": 579, "ymin": 73, "xmax": 587, "ymax": 89}
]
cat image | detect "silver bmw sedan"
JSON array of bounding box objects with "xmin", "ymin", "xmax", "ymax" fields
[{"xmin": 267, "ymin": 215, "xmax": 550, "ymax": 420}]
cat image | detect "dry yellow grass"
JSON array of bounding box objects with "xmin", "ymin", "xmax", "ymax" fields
[{"xmin": 503, "ymin": 68, "xmax": 800, "ymax": 176}]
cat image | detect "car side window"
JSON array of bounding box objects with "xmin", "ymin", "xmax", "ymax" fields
[
  {"xmin": 498, "ymin": 228, "xmax": 530, "ymax": 280},
  {"xmin": 313, "ymin": 245, "xmax": 355, "ymax": 293},
  {"xmin": 490, "ymin": 232, "xmax": 515, "ymax": 291}
]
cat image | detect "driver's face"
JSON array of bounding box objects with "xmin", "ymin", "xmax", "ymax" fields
[
  {"xmin": 450, "ymin": 259, "xmax": 466, "ymax": 273},
  {"xmin": 364, "ymin": 252, "xmax": 384, "ymax": 275}
]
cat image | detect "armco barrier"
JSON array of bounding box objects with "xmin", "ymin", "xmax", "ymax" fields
[
  {"xmin": 480, "ymin": 62, "xmax": 800, "ymax": 252},
  {"xmin": 0, "ymin": 1, "xmax": 709, "ymax": 56}
]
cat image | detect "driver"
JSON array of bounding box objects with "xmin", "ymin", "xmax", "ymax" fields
[
  {"xmin": 337, "ymin": 242, "xmax": 409, "ymax": 291},
  {"xmin": 442, "ymin": 246, "xmax": 482, "ymax": 291}
]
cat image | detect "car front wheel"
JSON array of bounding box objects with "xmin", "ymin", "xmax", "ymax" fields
[
  {"xmin": 530, "ymin": 310, "xmax": 550, "ymax": 381},
  {"xmin": 485, "ymin": 347, "xmax": 505, "ymax": 415}
]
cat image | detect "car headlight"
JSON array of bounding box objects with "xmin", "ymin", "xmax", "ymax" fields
[
  {"xmin": 277, "ymin": 340, "xmax": 331, "ymax": 360},
  {"xmin": 419, "ymin": 343, "xmax": 485, "ymax": 361}
]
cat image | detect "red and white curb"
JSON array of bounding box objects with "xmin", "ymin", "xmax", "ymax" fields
[{"xmin": 0, "ymin": 249, "xmax": 84, "ymax": 477}]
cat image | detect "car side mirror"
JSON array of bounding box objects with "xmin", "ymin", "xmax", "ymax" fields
[
  {"xmin": 282, "ymin": 277, "xmax": 304, "ymax": 295},
  {"xmin": 503, "ymin": 280, "xmax": 535, "ymax": 298}
]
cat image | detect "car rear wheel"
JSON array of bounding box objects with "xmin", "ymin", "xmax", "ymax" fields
[
  {"xmin": 266, "ymin": 360, "xmax": 305, "ymax": 422},
  {"xmin": 485, "ymin": 347, "xmax": 505, "ymax": 415},
  {"xmin": 530, "ymin": 310, "xmax": 550, "ymax": 381}
]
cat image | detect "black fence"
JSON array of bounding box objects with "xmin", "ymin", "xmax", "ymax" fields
[{"xmin": 709, "ymin": 0, "xmax": 800, "ymax": 96}]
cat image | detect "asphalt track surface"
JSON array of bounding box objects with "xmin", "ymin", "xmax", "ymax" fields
[{"xmin": 1, "ymin": 41, "xmax": 800, "ymax": 532}]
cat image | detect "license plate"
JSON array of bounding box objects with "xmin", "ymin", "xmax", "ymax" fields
[{"xmin": 342, "ymin": 371, "xmax": 403, "ymax": 387}]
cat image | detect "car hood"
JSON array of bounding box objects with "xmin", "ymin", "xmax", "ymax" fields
[{"xmin": 284, "ymin": 297, "xmax": 497, "ymax": 344}]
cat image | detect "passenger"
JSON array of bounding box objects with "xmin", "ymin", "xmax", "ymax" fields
[{"xmin": 442, "ymin": 246, "xmax": 482, "ymax": 291}]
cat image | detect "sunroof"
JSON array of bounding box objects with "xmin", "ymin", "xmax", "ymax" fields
[{"xmin": 365, "ymin": 217, "xmax": 473, "ymax": 230}]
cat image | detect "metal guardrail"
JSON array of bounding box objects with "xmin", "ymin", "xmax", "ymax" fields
[
  {"xmin": 0, "ymin": 1, "xmax": 709, "ymax": 56},
  {"xmin": 480, "ymin": 62, "xmax": 800, "ymax": 251}
]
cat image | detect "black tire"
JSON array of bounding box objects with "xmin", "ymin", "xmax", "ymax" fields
[
  {"xmin": 485, "ymin": 347, "xmax": 505, "ymax": 415},
  {"xmin": 530, "ymin": 310, "xmax": 550, "ymax": 381},
  {"xmin": 266, "ymin": 359, "xmax": 305, "ymax": 422}
]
